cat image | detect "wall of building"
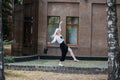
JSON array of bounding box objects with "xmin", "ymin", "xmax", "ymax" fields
[
  {"xmin": 38, "ymin": 0, "xmax": 120, "ymax": 57},
  {"xmin": 13, "ymin": 0, "xmax": 39, "ymax": 56},
  {"xmin": 13, "ymin": 0, "xmax": 120, "ymax": 57}
]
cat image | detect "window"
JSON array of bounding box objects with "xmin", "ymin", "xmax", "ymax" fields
[
  {"xmin": 47, "ymin": 16, "xmax": 60, "ymax": 43},
  {"xmin": 66, "ymin": 17, "xmax": 79, "ymax": 46}
]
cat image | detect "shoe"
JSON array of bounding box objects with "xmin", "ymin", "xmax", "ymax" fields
[
  {"xmin": 58, "ymin": 63, "xmax": 64, "ymax": 67},
  {"xmin": 74, "ymin": 59, "xmax": 79, "ymax": 62}
]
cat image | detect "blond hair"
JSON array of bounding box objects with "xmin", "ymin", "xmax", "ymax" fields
[{"xmin": 51, "ymin": 28, "xmax": 61, "ymax": 38}]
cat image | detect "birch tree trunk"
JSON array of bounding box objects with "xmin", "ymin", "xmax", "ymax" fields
[
  {"xmin": 106, "ymin": 0, "xmax": 120, "ymax": 80},
  {"xmin": 0, "ymin": 0, "xmax": 5, "ymax": 80}
]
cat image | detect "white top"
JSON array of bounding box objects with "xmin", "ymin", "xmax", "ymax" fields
[{"xmin": 51, "ymin": 35, "xmax": 64, "ymax": 44}]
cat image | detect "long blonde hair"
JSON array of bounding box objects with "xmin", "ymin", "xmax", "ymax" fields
[{"xmin": 51, "ymin": 28, "xmax": 61, "ymax": 38}]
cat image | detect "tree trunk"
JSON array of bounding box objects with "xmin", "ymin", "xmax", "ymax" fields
[
  {"xmin": 0, "ymin": 0, "xmax": 5, "ymax": 80},
  {"xmin": 106, "ymin": 0, "xmax": 120, "ymax": 80}
]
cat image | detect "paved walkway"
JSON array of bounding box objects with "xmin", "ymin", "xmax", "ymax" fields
[
  {"xmin": 9, "ymin": 59, "xmax": 108, "ymax": 68},
  {"xmin": 5, "ymin": 59, "xmax": 108, "ymax": 74}
]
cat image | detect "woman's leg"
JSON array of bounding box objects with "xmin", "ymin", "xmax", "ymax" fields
[
  {"xmin": 58, "ymin": 61, "xmax": 64, "ymax": 66},
  {"xmin": 60, "ymin": 49, "xmax": 67, "ymax": 61},
  {"xmin": 59, "ymin": 46, "xmax": 67, "ymax": 66},
  {"xmin": 68, "ymin": 47, "xmax": 79, "ymax": 62}
]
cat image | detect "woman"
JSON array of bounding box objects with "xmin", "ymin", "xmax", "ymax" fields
[{"xmin": 48, "ymin": 21, "xmax": 79, "ymax": 66}]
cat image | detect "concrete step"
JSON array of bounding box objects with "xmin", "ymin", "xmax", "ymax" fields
[{"xmin": 4, "ymin": 60, "xmax": 108, "ymax": 74}]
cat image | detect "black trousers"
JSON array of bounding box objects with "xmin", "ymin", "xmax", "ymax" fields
[{"xmin": 60, "ymin": 41, "xmax": 68, "ymax": 61}]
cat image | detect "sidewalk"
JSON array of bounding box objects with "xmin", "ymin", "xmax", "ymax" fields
[{"xmin": 5, "ymin": 59, "xmax": 108, "ymax": 74}]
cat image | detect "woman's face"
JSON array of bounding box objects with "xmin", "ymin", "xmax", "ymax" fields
[{"xmin": 56, "ymin": 29, "xmax": 61, "ymax": 35}]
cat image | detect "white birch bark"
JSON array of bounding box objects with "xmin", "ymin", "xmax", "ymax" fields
[
  {"xmin": 107, "ymin": 0, "xmax": 120, "ymax": 80},
  {"xmin": 0, "ymin": 0, "xmax": 5, "ymax": 80}
]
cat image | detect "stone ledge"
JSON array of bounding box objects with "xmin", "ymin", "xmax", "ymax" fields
[{"xmin": 4, "ymin": 64, "xmax": 107, "ymax": 74}]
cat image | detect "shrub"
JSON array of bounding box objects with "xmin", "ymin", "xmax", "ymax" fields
[
  {"xmin": 3, "ymin": 40, "xmax": 13, "ymax": 45},
  {"xmin": 4, "ymin": 56, "xmax": 14, "ymax": 63}
]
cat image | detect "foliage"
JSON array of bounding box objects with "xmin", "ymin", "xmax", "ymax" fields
[
  {"xmin": 2, "ymin": 0, "xmax": 13, "ymax": 40},
  {"xmin": 3, "ymin": 40, "xmax": 13, "ymax": 45},
  {"xmin": 2, "ymin": 0, "xmax": 23, "ymax": 41},
  {"xmin": 15, "ymin": 0, "xmax": 23, "ymax": 5},
  {"xmin": 4, "ymin": 56, "xmax": 14, "ymax": 63}
]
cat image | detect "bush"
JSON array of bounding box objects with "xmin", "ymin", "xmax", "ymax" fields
[
  {"xmin": 3, "ymin": 40, "xmax": 13, "ymax": 45},
  {"xmin": 4, "ymin": 56, "xmax": 14, "ymax": 63}
]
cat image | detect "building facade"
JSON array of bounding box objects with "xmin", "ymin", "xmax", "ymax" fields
[{"xmin": 12, "ymin": 0, "xmax": 120, "ymax": 58}]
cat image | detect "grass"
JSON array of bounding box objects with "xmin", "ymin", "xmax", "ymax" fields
[
  {"xmin": 5, "ymin": 70, "xmax": 107, "ymax": 80},
  {"xmin": 5, "ymin": 70, "xmax": 26, "ymax": 78}
]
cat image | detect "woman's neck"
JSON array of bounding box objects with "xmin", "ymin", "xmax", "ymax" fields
[{"xmin": 56, "ymin": 33, "xmax": 61, "ymax": 36}]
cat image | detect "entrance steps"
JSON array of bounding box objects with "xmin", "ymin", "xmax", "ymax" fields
[{"xmin": 5, "ymin": 60, "xmax": 107, "ymax": 74}]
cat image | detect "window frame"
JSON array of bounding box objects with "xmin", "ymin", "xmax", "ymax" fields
[
  {"xmin": 47, "ymin": 16, "xmax": 60, "ymax": 47},
  {"xmin": 66, "ymin": 16, "xmax": 79, "ymax": 46}
]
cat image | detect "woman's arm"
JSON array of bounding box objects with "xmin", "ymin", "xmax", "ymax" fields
[
  {"xmin": 58, "ymin": 21, "xmax": 63, "ymax": 31},
  {"xmin": 48, "ymin": 37, "xmax": 56, "ymax": 45},
  {"xmin": 51, "ymin": 36, "xmax": 57, "ymax": 44}
]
